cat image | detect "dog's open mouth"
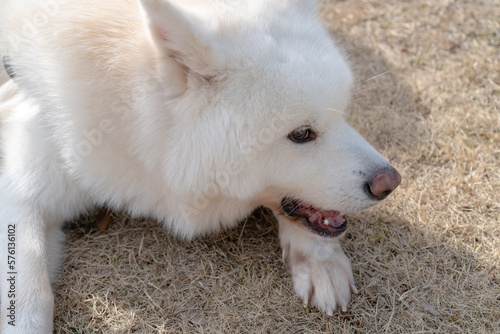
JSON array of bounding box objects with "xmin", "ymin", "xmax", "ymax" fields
[{"xmin": 281, "ymin": 198, "xmax": 347, "ymax": 237}]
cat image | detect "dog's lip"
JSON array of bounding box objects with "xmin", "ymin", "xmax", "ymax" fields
[{"xmin": 280, "ymin": 197, "xmax": 347, "ymax": 237}]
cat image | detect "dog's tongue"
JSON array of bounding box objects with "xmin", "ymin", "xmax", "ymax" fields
[{"xmin": 297, "ymin": 206, "xmax": 345, "ymax": 228}]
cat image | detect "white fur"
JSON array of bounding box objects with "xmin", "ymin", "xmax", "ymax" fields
[
  {"xmin": 0, "ymin": 0, "xmax": 395, "ymax": 332},
  {"xmin": 278, "ymin": 216, "xmax": 356, "ymax": 315}
]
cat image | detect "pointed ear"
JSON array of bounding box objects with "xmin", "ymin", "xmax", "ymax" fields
[{"xmin": 139, "ymin": 0, "xmax": 221, "ymax": 76}]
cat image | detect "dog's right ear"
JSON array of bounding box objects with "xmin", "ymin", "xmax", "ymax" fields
[{"xmin": 139, "ymin": 0, "xmax": 223, "ymax": 76}]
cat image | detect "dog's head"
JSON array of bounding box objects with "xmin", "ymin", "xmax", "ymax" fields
[{"xmin": 140, "ymin": 0, "xmax": 401, "ymax": 235}]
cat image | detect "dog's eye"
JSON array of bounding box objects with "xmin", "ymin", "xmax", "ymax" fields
[{"xmin": 288, "ymin": 127, "xmax": 316, "ymax": 143}]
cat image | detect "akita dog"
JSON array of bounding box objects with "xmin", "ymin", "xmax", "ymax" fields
[{"xmin": 0, "ymin": 0, "xmax": 401, "ymax": 332}]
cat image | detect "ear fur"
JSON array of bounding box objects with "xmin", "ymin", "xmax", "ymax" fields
[{"xmin": 139, "ymin": 0, "xmax": 222, "ymax": 76}]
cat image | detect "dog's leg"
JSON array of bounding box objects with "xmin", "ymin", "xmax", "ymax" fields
[
  {"xmin": 278, "ymin": 216, "xmax": 357, "ymax": 315},
  {"xmin": 47, "ymin": 224, "xmax": 69, "ymax": 284},
  {"xmin": 0, "ymin": 199, "xmax": 58, "ymax": 333},
  {"xmin": 0, "ymin": 172, "xmax": 88, "ymax": 334},
  {"xmin": 0, "ymin": 91, "xmax": 87, "ymax": 333}
]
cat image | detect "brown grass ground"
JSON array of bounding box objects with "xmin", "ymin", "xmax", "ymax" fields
[{"xmin": 48, "ymin": 0, "xmax": 500, "ymax": 332}]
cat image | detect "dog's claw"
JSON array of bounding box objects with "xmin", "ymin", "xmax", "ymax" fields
[{"xmin": 286, "ymin": 238, "xmax": 354, "ymax": 316}]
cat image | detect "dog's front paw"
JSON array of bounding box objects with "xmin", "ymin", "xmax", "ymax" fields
[{"xmin": 283, "ymin": 237, "xmax": 357, "ymax": 315}]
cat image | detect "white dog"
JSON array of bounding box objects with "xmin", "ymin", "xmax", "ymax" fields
[{"xmin": 0, "ymin": 0, "xmax": 401, "ymax": 332}]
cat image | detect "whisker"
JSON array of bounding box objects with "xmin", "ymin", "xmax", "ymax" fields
[
  {"xmin": 351, "ymin": 81, "xmax": 398, "ymax": 96},
  {"xmin": 325, "ymin": 107, "xmax": 346, "ymax": 116},
  {"xmin": 354, "ymin": 67, "xmax": 401, "ymax": 88},
  {"xmin": 281, "ymin": 197, "xmax": 308, "ymax": 212},
  {"xmin": 291, "ymin": 200, "xmax": 306, "ymax": 212},
  {"xmin": 351, "ymin": 83, "xmax": 384, "ymax": 95},
  {"xmin": 281, "ymin": 197, "xmax": 295, "ymax": 207},
  {"xmin": 352, "ymin": 82, "xmax": 396, "ymax": 94}
]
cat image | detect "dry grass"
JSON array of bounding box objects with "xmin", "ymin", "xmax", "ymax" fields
[{"xmin": 52, "ymin": 0, "xmax": 499, "ymax": 332}]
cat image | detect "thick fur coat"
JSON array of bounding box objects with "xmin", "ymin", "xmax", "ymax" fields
[{"xmin": 0, "ymin": 0, "xmax": 400, "ymax": 332}]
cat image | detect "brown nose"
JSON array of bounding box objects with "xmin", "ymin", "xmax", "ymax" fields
[{"xmin": 367, "ymin": 168, "xmax": 402, "ymax": 200}]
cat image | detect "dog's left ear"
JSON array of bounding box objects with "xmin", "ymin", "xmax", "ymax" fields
[{"xmin": 139, "ymin": 0, "xmax": 223, "ymax": 77}]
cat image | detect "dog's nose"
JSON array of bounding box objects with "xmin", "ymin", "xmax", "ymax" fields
[{"xmin": 367, "ymin": 168, "xmax": 402, "ymax": 200}]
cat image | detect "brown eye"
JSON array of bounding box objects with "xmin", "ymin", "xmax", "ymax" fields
[{"xmin": 288, "ymin": 127, "xmax": 316, "ymax": 143}]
